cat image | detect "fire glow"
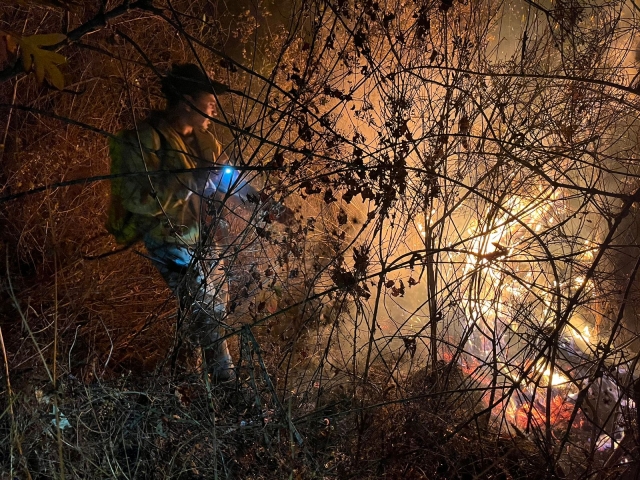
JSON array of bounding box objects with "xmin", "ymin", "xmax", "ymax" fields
[
  {"xmin": 308, "ymin": 0, "xmax": 638, "ymax": 462},
  {"xmin": 441, "ymin": 185, "xmax": 627, "ymax": 447}
]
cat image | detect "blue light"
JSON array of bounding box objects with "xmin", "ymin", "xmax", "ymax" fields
[{"xmin": 216, "ymin": 166, "xmax": 242, "ymax": 194}]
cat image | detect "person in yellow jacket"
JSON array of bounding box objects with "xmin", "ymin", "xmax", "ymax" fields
[{"xmin": 107, "ymin": 63, "xmax": 291, "ymax": 382}]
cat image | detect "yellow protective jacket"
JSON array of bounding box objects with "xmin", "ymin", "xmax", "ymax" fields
[{"xmin": 106, "ymin": 114, "xmax": 224, "ymax": 246}]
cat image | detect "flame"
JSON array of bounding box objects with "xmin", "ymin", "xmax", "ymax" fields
[
  {"xmin": 513, "ymin": 395, "xmax": 576, "ymax": 430},
  {"xmin": 404, "ymin": 148, "xmax": 620, "ymax": 445},
  {"xmin": 428, "ymin": 186, "xmax": 605, "ymax": 433}
]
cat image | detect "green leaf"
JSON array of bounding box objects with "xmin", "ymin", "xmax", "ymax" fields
[{"xmin": 19, "ymin": 33, "xmax": 67, "ymax": 89}]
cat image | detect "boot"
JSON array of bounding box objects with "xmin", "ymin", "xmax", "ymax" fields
[{"xmin": 204, "ymin": 336, "xmax": 236, "ymax": 383}]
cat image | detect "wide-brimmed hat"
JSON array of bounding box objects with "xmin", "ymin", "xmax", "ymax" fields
[{"xmin": 162, "ymin": 63, "xmax": 229, "ymax": 97}]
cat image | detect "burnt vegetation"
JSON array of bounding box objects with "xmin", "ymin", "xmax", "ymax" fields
[{"xmin": 2, "ymin": 0, "xmax": 640, "ymax": 478}]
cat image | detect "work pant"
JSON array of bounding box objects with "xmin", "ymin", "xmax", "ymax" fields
[{"xmin": 144, "ymin": 236, "xmax": 230, "ymax": 371}]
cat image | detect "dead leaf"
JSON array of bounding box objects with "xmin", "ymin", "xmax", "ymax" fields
[
  {"xmin": 402, "ymin": 336, "xmax": 417, "ymax": 358},
  {"xmin": 324, "ymin": 188, "xmax": 337, "ymax": 204},
  {"xmin": 175, "ymin": 385, "xmax": 192, "ymax": 407},
  {"xmin": 337, "ymin": 208, "xmax": 348, "ymax": 225},
  {"xmin": 391, "ymin": 279, "xmax": 405, "ymax": 297},
  {"xmin": 19, "ymin": 33, "xmax": 67, "ymax": 89},
  {"xmin": 353, "ymin": 246, "xmax": 370, "ymax": 276},
  {"xmin": 265, "ymin": 296, "xmax": 278, "ymax": 314},
  {"xmin": 0, "ymin": 30, "xmax": 18, "ymax": 66},
  {"xmin": 459, "ymin": 115, "xmax": 470, "ymax": 134}
]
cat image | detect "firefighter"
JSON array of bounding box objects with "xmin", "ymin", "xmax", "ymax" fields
[{"xmin": 106, "ymin": 63, "xmax": 291, "ymax": 382}]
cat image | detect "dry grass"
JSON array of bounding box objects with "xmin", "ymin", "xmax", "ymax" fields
[{"xmin": 2, "ymin": 0, "xmax": 640, "ymax": 479}]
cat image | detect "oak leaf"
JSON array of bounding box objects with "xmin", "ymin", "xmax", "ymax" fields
[{"xmin": 19, "ymin": 33, "xmax": 67, "ymax": 89}]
